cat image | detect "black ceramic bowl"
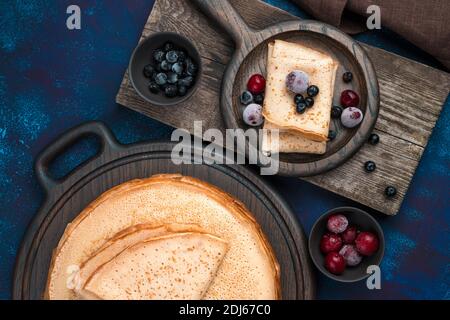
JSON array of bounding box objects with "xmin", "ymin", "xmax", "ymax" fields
[
  {"xmin": 128, "ymin": 32, "xmax": 201, "ymax": 106},
  {"xmin": 309, "ymin": 207, "xmax": 384, "ymax": 282}
]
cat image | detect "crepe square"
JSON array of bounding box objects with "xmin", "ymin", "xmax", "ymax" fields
[{"xmin": 262, "ymin": 40, "xmax": 338, "ymax": 142}]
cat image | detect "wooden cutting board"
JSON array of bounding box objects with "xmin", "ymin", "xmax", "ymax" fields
[
  {"xmin": 13, "ymin": 122, "xmax": 314, "ymax": 299},
  {"xmin": 116, "ymin": 0, "xmax": 450, "ymax": 215}
]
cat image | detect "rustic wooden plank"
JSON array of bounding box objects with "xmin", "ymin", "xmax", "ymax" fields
[{"xmin": 116, "ymin": 0, "xmax": 449, "ymax": 215}]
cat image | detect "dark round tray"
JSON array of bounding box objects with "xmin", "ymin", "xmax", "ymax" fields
[{"xmin": 13, "ymin": 121, "xmax": 315, "ymax": 300}]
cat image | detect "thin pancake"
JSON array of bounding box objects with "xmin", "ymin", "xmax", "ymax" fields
[
  {"xmin": 84, "ymin": 233, "xmax": 228, "ymax": 300},
  {"xmin": 45, "ymin": 174, "xmax": 280, "ymax": 300}
]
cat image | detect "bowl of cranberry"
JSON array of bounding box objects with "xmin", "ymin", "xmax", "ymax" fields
[{"xmin": 309, "ymin": 207, "xmax": 384, "ymax": 282}]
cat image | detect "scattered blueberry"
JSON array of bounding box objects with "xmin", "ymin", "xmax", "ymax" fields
[
  {"xmin": 164, "ymin": 84, "xmax": 178, "ymax": 97},
  {"xmin": 364, "ymin": 160, "xmax": 376, "ymax": 172},
  {"xmin": 296, "ymin": 102, "xmax": 307, "ymax": 114},
  {"xmin": 153, "ymin": 49, "xmax": 165, "ymax": 63},
  {"xmin": 385, "ymin": 186, "xmax": 397, "ymax": 197},
  {"xmin": 163, "ymin": 42, "xmax": 174, "ymax": 52},
  {"xmin": 161, "ymin": 60, "xmax": 172, "ymax": 71},
  {"xmin": 166, "ymin": 50, "xmax": 179, "ymax": 63},
  {"xmin": 343, "ymin": 71, "xmax": 353, "ymax": 83},
  {"xmin": 368, "ymin": 133, "xmax": 380, "ymax": 145},
  {"xmin": 178, "ymin": 85, "xmax": 187, "ymax": 97},
  {"xmin": 294, "ymin": 94, "xmax": 305, "ymax": 104},
  {"xmin": 240, "ymin": 91, "xmax": 253, "ymax": 105},
  {"xmin": 307, "ymin": 85, "xmax": 319, "ymax": 97},
  {"xmin": 143, "ymin": 64, "xmax": 155, "ymax": 78},
  {"xmin": 328, "ymin": 130, "xmax": 337, "ymax": 141},
  {"xmin": 305, "ymin": 97, "xmax": 314, "ymax": 108},
  {"xmin": 148, "ymin": 82, "xmax": 159, "ymax": 94},
  {"xmin": 178, "ymin": 76, "xmax": 194, "ymax": 88},
  {"xmin": 254, "ymin": 93, "xmax": 264, "ymax": 105},
  {"xmin": 286, "ymin": 70, "xmax": 309, "ymax": 94},
  {"xmin": 172, "ymin": 62, "xmax": 184, "ymax": 75},
  {"xmin": 331, "ymin": 105, "xmax": 343, "ymax": 119},
  {"xmin": 154, "ymin": 72, "xmax": 168, "ymax": 86}
]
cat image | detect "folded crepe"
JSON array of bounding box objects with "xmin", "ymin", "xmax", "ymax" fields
[
  {"xmin": 262, "ymin": 40, "xmax": 338, "ymax": 142},
  {"xmin": 46, "ymin": 174, "xmax": 280, "ymax": 300},
  {"xmin": 262, "ymin": 121, "xmax": 326, "ymax": 154},
  {"xmin": 82, "ymin": 233, "xmax": 228, "ymax": 300},
  {"xmin": 68, "ymin": 223, "xmax": 205, "ymax": 294}
]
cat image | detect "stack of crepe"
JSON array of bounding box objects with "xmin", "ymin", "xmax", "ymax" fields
[
  {"xmin": 45, "ymin": 174, "xmax": 280, "ymax": 300},
  {"xmin": 262, "ymin": 40, "xmax": 338, "ymax": 155}
]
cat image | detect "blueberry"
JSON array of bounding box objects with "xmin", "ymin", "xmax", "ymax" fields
[
  {"xmin": 364, "ymin": 160, "xmax": 376, "ymax": 172},
  {"xmin": 385, "ymin": 186, "xmax": 397, "ymax": 197},
  {"xmin": 186, "ymin": 58, "xmax": 198, "ymax": 76},
  {"xmin": 240, "ymin": 91, "xmax": 253, "ymax": 105},
  {"xmin": 172, "ymin": 62, "xmax": 184, "ymax": 75},
  {"xmin": 294, "ymin": 94, "xmax": 305, "ymax": 104},
  {"xmin": 368, "ymin": 133, "xmax": 380, "ymax": 145},
  {"xmin": 143, "ymin": 64, "xmax": 155, "ymax": 78},
  {"xmin": 243, "ymin": 103, "xmax": 263, "ymax": 126},
  {"xmin": 163, "ymin": 42, "xmax": 175, "ymax": 52},
  {"xmin": 177, "ymin": 50, "xmax": 186, "ymax": 62},
  {"xmin": 328, "ymin": 130, "xmax": 337, "ymax": 141},
  {"xmin": 178, "ymin": 76, "xmax": 194, "ymax": 88},
  {"xmin": 286, "ymin": 70, "xmax": 309, "ymax": 94},
  {"xmin": 153, "ymin": 49, "xmax": 165, "ymax": 63},
  {"xmin": 154, "ymin": 63, "xmax": 162, "ymax": 73},
  {"xmin": 166, "ymin": 50, "xmax": 179, "ymax": 63},
  {"xmin": 307, "ymin": 85, "xmax": 319, "ymax": 97},
  {"xmin": 160, "ymin": 60, "xmax": 172, "ymax": 72},
  {"xmin": 254, "ymin": 93, "xmax": 264, "ymax": 105},
  {"xmin": 164, "ymin": 84, "xmax": 178, "ymax": 97},
  {"xmin": 305, "ymin": 97, "xmax": 314, "ymax": 108},
  {"xmin": 148, "ymin": 82, "xmax": 159, "ymax": 94},
  {"xmin": 343, "ymin": 71, "xmax": 353, "ymax": 83},
  {"xmin": 296, "ymin": 102, "xmax": 307, "ymax": 114},
  {"xmin": 167, "ymin": 72, "xmax": 178, "ymax": 84},
  {"xmin": 331, "ymin": 105, "xmax": 343, "ymax": 119},
  {"xmin": 178, "ymin": 85, "xmax": 187, "ymax": 97},
  {"xmin": 154, "ymin": 72, "xmax": 168, "ymax": 86}
]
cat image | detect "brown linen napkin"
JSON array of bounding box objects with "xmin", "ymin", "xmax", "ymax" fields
[{"xmin": 290, "ymin": 0, "xmax": 450, "ymax": 69}]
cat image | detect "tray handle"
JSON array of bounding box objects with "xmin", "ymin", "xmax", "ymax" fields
[
  {"xmin": 35, "ymin": 121, "xmax": 121, "ymax": 193},
  {"xmin": 190, "ymin": 0, "xmax": 253, "ymax": 47}
]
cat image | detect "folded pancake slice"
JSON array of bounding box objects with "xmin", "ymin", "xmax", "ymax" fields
[
  {"xmin": 262, "ymin": 120, "xmax": 326, "ymax": 154},
  {"xmin": 83, "ymin": 233, "xmax": 228, "ymax": 300},
  {"xmin": 263, "ymin": 41, "xmax": 338, "ymax": 141},
  {"xmin": 69, "ymin": 223, "xmax": 205, "ymax": 293}
]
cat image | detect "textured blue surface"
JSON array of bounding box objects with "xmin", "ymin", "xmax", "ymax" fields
[{"xmin": 0, "ymin": 0, "xmax": 448, "ymax": 300}]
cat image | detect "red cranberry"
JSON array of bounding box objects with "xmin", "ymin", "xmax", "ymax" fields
[
  {"xmin": 355, "ymin": 231, "xmax": 379, "ymax": 256},
  {"xmin": 341, "ymin": 226, "xmax": 358, "ymax": 244},
  {"xmin": 324, "ymin": 252, "xmax": 346, "ymax": 274},
  {"xmin": 320, "ymin": 233, "xmax": 343, "ymax": 254},
  {"xmin": 340, "ymin": 89, "xmax": 360, "ymax": 108},
  {"xmin": 247, "ymin": 74, "xmax": 266, "ymax": 95},
  {"xmin": 327, "ymin": 214, "xmax": 349, "ymax": 233},
  {"xmin": 339, "ymin": 244, "xmax": 362, "ymax": 266}
]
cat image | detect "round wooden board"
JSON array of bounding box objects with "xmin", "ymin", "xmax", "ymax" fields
[
  {"xmin": 192, "ymin": 0, "xmax": 379, "ymax": 177},
  {"xmin": 13, "ymin": 122, "xmax": 315, "ymax": 300}
]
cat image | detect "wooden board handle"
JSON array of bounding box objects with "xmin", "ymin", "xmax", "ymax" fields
[
  {"xmin": 34, "ymin": 121, "xmax": 122, "ymax": 193},
  {"xmin": 190, "ymin": 0, "xmax": 252, "ymax": 47}
]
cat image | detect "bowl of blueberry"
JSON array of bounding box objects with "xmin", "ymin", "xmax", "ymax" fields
[
  {"xmin": 309, "ymin": 207, "xmax": 384, "ymax": 282},
  {"xmin": 129, "ymin": 32, "xmax": 201, "ymax": 106}
]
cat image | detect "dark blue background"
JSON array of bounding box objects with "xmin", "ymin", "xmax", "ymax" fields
[{"xmin": 0, "ymin": 0, "xmax": 448, "ymax": 299}]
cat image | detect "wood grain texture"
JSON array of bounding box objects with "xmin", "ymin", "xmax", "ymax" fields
[
  {"xmin": 13, "ymin": 122, "xmax": 314, "ymax": 300},
  {"xmin": 116, "ymin": 0, "xmax": 450, "ymax": 215}
]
